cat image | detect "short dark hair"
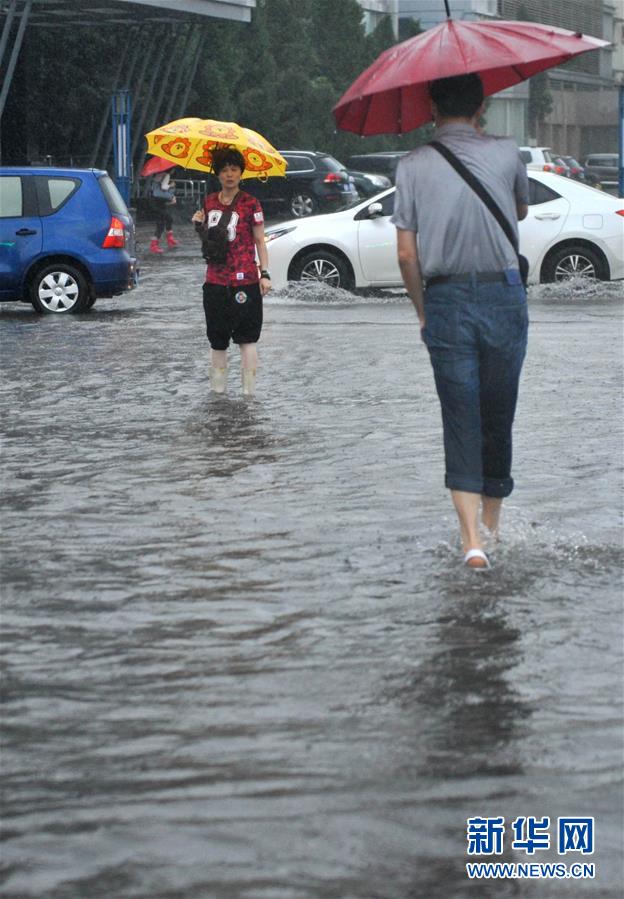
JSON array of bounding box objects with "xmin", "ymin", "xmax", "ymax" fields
[
  {"xmin": 429, "ymin": 73, "xmax": 484, "ymax": 118},
  {"xmin": 211, "ymin": 147, "xmax": 245, "ymax": 175}
]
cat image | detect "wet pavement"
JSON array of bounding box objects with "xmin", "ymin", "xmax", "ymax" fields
[{"xmin": 1, "ymin": 229, "xmax": 623, "ymax": 898}]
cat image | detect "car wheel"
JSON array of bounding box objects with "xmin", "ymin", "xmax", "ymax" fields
[
  {"xmin": 30, "ymin": 263, "xmax": 90, "ymax": 313},
  {"xmin": 541, "ymin": 244, "xmax": 606, "ymax": 283},
  {"xmin": 289, "ymin": 191, "xmax": 317, "ymax": 218},
  {"xmin": 291, "ymin": 250, "xmax": 352, "ymax": 289}
]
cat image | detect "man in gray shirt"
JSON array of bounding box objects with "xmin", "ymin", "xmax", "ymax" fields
[{"xmin": 392, "ymin": 73, "xmax": 529, "ymax": 570}]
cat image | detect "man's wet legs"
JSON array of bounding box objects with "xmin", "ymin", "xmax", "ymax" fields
[{"xmin": 481, "ymin": 496, "xmax": 503, "ymax": 536}]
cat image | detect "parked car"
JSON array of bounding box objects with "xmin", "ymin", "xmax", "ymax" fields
[
  {"xmin": 0, "ymin": 167, "xmax": 137, "ymax": 314},
  {"xmin": 265, "ymin": 171, "xmax": 624, "ymax": 290},
  {"xmin": 559, "ymin": 155, "xmax": 586, "ymax": 182},
  {"xmin": 244, "ymin": 150, "xmax": 358, "ymax": 218},
  {"xmin": 344, "ymin": 152, "xmax": 409, "ymax": 184},
  {"xmin": 347, "ymin": 169, "xmax": 392, "ymax": 198},
  {"xmin": 519, "ymin": 146, "xmax": 558, "ymax": 172},
  {"xmin": 552, "ymin": 156, "xmax": 572, "ymax": 178},
  {"xmin": 582, "ymin": 153, "xmax": 618, "ymax": 189}
]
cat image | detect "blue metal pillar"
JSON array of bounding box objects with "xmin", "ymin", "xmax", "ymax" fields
[
  {"xmin": 112, "ymin": 90, "xmax": 132, "ymax": 204},
  {"xmin": 619, "ymin": 83, "xmax": 623, "ymax": 199}
]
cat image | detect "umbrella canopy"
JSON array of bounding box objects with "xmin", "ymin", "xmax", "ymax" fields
[
  {"xmin": 144, "ymin": 117, "xmax": 287, "ymax": 179},
  {"xmin": 333, "ymin": 20, "xmax": 609, "ymax": 136},
  {"xmin": 140, "ymin": 156, "xmax": 176, "ymax": 177}
]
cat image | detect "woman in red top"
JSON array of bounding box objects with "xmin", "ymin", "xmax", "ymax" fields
[{"xmin": 192, "ymin": 148, "xmax": 271, "ymax": 396}]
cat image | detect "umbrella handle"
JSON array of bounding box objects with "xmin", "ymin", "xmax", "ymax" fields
[{"xmin": 444, "ymin": 0, "xmax": 451, "ymax": 17}]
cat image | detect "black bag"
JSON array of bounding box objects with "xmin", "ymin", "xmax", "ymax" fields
[
  {"xmin": 429, "ymin": 141, "xmax": 529, "ymax": 288},
  {"xmin": 199, "ymin": 192, "xmax": 240, "ymax": 264}
]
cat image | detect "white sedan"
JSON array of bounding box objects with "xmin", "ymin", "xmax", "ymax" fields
[{"xmin": 265, "ymin": 171, "xmax": 624, "ymax": 290}]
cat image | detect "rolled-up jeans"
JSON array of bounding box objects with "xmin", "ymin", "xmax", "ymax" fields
[{"xmin": 422, "ymin": 276, "xmax": 528, "ymax": 498}]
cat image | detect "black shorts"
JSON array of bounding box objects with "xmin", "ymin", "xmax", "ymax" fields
[{"xmin": 202, "ymin": 282, "xmax": 263, "ymax": 350}]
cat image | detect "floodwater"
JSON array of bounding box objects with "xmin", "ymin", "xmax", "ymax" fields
[{"xmin": 1, "ymin": 236, "xmax": 622, "ymax": 898}]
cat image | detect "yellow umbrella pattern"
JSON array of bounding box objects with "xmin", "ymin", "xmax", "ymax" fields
[{"xmin": 144, "ymin": 117, "xmax": 287, "ymax": 179}]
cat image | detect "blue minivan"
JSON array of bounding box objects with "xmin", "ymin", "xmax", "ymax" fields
[{"xmin": 0, "ymin": 167, "xmax": 137, "ymax": 313}]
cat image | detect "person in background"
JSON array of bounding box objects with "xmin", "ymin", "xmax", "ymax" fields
[
  {"xmin": 149, "ymin": 168, "xmax": 179, "ymax": 254},
  {"xmin": 392, "ymin": 73, "xmax": 529, "ymax": 570},
  {"xmin": 191, "ymin": 147, "xmax": 271, "ymax": 396}
]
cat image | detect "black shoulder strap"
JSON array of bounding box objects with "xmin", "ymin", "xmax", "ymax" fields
[{"xmin": 429, "ymin": 140, "xmax": 519, "ymax": 254}]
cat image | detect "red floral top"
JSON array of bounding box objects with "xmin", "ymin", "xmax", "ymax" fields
[{"xmin": 202, "ymin": 191, "xmax": 264, "ymax": 286}]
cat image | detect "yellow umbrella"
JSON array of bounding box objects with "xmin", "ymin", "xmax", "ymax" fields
[{"xmin": 144, "ymin": 117, "xmax": 286, "ymax": 179}]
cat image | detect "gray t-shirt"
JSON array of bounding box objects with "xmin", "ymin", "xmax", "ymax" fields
[{"xmin": 391, "ymin": 123, "xmax": 529, "ymax": 279}]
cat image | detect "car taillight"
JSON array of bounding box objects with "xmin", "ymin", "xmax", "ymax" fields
[
  {"xmin": 324, "ymin": 172, "xmax": 344, "ymax": 183},
  {"xmin": 543, "ymin": 164, "xmax": 554, "ymax": 172},
  {"xmin": 102, "ymin": 216, "xmax": 125, "ymax": 248},
  {"xmin": 616, "ymin": 210, "xmax": 624, "ymax": 217}
]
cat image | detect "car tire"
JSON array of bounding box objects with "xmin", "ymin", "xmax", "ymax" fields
[
  {"xmin": 289, "ymin": 191, "xmax": 317, "ymax": 218},
  {"xmin": 291, "ymin": 250, "xmax": 353, "ymax": 290},
  {"xmin": 30, "ymin": 263, "xmax": 90, "ymax": 314},
  {"xmin": 541, "ymin": 244, "xmax": 606, "ymax": 283}
]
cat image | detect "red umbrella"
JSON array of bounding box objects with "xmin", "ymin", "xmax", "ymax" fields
[
  {"xmin": 140, "ymin": 155, "xmax": 176, "ymax": 177},
  {"xmin": 333, "ymin": 19, "xmax": 609, "ymax": 135}
]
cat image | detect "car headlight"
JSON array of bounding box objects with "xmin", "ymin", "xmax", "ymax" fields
[{"xmin": 265, "ymin": 226, "xmax": 297, "ymax": 244}]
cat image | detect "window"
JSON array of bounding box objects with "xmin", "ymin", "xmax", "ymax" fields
[
  {"xmin": 528, "ymin": 179, "xmax": 561, "ymax": 206},
  {"xmin": 519, "ymin": 150, "xmax": 532, "ymax": 164},
  {"xmin": 354, "ymin": 190, "xmax": 395, "ymax": 220},
  {"xmin": 317, "ymin": 155, "xmax": 343, "ymax": 173},
  {"xmin": 49, "ymin": 179, "xmax": 76, "ymax": 209},
  {"xmin": 378, "ymin": 191, "xmax": 395, "ymax": 216},
  {"xmin": 35, "ymin": 176, "xmax": 79, "ymax": 216},
  {"xmin": 0, "ymin": 177, "xmax": 23, "ymax": 217},
  {"xmin": 283, "ymin": 155, "xmax": 315, "ymax": 173}
]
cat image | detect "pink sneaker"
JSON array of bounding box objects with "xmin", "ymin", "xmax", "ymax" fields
[
  {"xmin": 149, "ymin": 238, "xmax": 164, "ymax": 254},
  {"xmin": 166, "ymin": 231, "xmax": 179, "ymax": 248}
]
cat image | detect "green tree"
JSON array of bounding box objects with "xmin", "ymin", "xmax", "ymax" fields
[
  {"xmin": 398, "ymin": 17, "xmax": 423, "ymax": 41},
  {"xmin": 366, "ymin": 15, "xmax": 397, "ymax": 60}
]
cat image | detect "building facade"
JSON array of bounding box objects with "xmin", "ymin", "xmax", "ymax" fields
[{"xmin": 357, "ymin": 0, "xmax": 399, "ymax": 37}]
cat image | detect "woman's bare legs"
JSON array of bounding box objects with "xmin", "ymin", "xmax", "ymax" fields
[
  {"xmin": 240, "ymin": 343, "xmax": 258, "ymax": 396},
  {"xmin": 240, "ymin": 343, "xmax": 257, "ymax": 370},
  {"xmin": 210, "ymin": 348, "xmax": 228, "ymax": 393},
  {"xmin": 211, "ymin": 349, "xmax": 227, "ymax": 369}
]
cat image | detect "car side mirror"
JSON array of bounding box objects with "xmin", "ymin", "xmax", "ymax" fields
[{"xmin": 367, "ymin": 202, "xmax": 384, "ymax": 218}]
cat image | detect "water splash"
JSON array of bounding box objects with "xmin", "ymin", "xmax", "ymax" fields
[{"xmin": 529, "ymin": 275, "xmax": 624, "ymax": 305}]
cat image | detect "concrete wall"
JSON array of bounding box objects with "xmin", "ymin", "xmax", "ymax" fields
[{"xmin": 538, "ymin": 87, "xmax": 619, "ymax": 158}]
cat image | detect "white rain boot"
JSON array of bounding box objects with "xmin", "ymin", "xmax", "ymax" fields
[
  {"xmin": 210, "ymin": 366, "xmax": 227, "ymax": 394},
  {"xmin": 241, "ymin": 368, "xmax": 256, "ymax": 397}
]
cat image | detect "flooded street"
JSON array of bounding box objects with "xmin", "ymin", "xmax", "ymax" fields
[{"xmin": 1, "ymin": 237, "xmax": 622, "ymax": 898}]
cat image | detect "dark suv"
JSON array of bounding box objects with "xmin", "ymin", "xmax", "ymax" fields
[
  {"xmin": 245, "ymin": 150, "xmax": 358, "ymax": 218},
  {"xmin": 582, "ymin": 154, "xmax": 618, "ymax": 189},
  {"xmin": 345, "ymin": 152, "xmax": 409, "ymax": 185},
  {"xmin": 0, "ymin": 167, "xmax": 137, "ymax": 313}
]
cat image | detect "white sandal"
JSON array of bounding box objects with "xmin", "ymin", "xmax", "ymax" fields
[{"xmin": 464, "ymin": 548, "xmax": 491, "ymax": 570}]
